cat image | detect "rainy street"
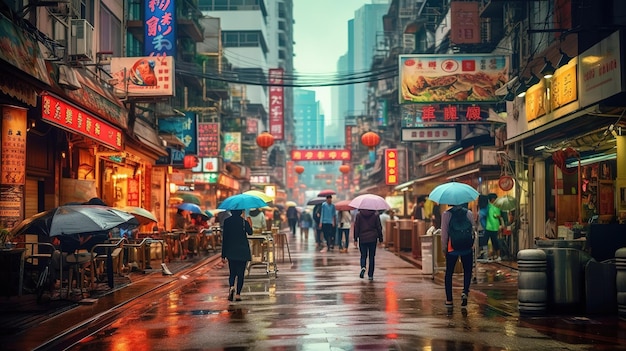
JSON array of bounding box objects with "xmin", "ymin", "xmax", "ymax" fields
[{"xmin": 49, "ymin": 232, "xmax": 625, "ymax": 351}]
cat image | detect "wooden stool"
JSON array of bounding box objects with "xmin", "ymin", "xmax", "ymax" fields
[{"xmin": 272, "ymin": 232, "xmax": 292, "ymax": 263}]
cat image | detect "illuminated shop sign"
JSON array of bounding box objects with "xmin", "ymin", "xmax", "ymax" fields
[
  {"xmin": 385, "ymin": 149, "xmax": 398, "ymax": 185},
  {"xmin": 269, "ymin": 68, "xmax": 284, "ymax": 140},
  {"xmin": 143, "ymin": 0, "xmax": 177, "ymax": 57},
  {"xmin": 290, "ymin": 149, "xmax": 351, "ymax": 161},
  {"xmin": 41, "ymin": 94, "xmax": 122, "ymax": 150}
]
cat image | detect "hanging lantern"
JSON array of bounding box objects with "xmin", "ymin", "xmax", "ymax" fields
[
  {"xmin": 295, "ymin": 165, "xmax": 305, "ymax": 174},
  {"xmin": 339, "ymin": 164, "xmax": 350, "ymax": 174},
  {"xmin": 256, "ymin": 131, "xmax": 274, "ymax": 150},
  {"xmin": 326, "ymin": 179, "xmax": 332, "ymax": 185},
  {"xmin": 361, "ymin": 131, "xmax": 380, "ymax": 150}
]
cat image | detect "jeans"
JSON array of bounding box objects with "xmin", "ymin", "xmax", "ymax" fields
[
  {"xmin": 322, "ymin": 223, "xmax": 335, "ymax": 248},
  {"xmin": 288, "ymin": 218, "xmax": 298, "ymax": 236},
  {"xmin": 444, "ymin": 251, "xmax": 473, "ymax": 302},
  {"xmin": 359, "ymin": 241, "xmax": 378, "ymax": 277},
  {"xmin": 336, "ymin": 228, "xmax": 350, "ymax": 249}
]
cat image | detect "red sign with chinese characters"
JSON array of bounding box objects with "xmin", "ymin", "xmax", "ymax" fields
[
  {"xmin": 290, "ymin": 149, "xmax": 352, "ymax": 162},
  {"xmin": 269, "ymin": 68, "xmax": 284, "ymax": 140},
  {"xmin": 127, "ymin": 177, "xmax": 140, "ymax": 207},
  {"xmin": 450, "ymin": 1, "xmax": 480, "ymax": 44},
  {"xmin": 41, "ymin": 94, "xmax": 122, "ymax": 150},
  {"xmin": 286, "ymin": 160, "xmax": 295, "ymax": 189},
  {"xmin": 385, "ymin": 149, "xmax": 398, "ymax": 185},
  {"xmin": 197, "ymin": 122, "xmax": 220, "ymax": 157}
]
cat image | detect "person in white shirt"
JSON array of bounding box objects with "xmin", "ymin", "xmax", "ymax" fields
[
  {"xmin": 336, "ymin": 210, "xmax": 353, "ymax": 253},
  {"xmin": 544, "ymin": 207, "xmax": 557, "ymax": 239}
]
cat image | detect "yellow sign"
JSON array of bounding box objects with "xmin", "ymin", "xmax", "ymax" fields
[
  {"xmin": 525, "ymin": 80, "xmax": 546, "ymax": 122},
  {"xmin": 551, "ymin": 64, "xmax": 577, "ymax": 110}
]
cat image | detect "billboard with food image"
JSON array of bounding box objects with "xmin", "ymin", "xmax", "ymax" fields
[{"xmin": 399, "ymin": 54, "xmax": 509, "ymax": 104}]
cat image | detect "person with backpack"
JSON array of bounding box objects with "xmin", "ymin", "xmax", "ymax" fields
[{"xmin": 441, "ymin": 202, "xmax": 474, "ymax": 308}]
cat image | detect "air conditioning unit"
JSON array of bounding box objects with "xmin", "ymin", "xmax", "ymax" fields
[{"xmin": 70, "ymin": 19, "xmax": 94, "ymax": 61}]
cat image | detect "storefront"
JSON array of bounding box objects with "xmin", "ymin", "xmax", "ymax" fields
[{"xmin": 506, "ymin": 30, "xmax": 626, "ymax": 248}]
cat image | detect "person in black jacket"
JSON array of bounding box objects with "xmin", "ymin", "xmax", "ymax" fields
[
  {"xmin": 353, "ymin": 209, "xmax": 383, "ymax": 280},
  {"xmin": 221, "ymin": 209, "xmax": 253, "ymax": 301}
]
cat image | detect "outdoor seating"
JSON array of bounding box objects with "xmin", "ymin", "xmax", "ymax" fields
[
  {"xmin": 90, "ymin": 238, "xmax": 126, "ymax": 289},
  {"xmin": 65, "ymin": 251, "xmax": 95, "ymax": 298},
  {"xmin": 23, "ymin": 242, "xmax": 56, "ymax": 295},
  {"xmin": 272, "ymin": 232, "xmax": 292, "ymax": 263},
  {"xmin": 124, "ymin": 238, "xmax": 149, "ymax": 271}
]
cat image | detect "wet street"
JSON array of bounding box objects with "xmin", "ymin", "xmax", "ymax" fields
[{"xmin": 45, "ymin": 233, "xmax": 626, "ymax": 350}]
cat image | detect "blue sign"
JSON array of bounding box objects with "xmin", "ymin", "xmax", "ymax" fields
[
  {"xmin": 144, "ymin": 0, "xmax": 177, "ymax": 57},
  {"xmin": 158, "ymin": 112, "xmax": 198, "ymax": 155}
]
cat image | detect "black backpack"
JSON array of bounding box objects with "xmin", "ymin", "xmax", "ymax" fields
[{"xmin": 448, "ymin": 207, "xmax": 474, "ymax": 251}]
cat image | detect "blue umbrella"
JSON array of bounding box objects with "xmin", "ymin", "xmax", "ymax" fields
[
  {"xmin": 177, "ymin": 202, "xmax": 203, "ymax": 214},
  {"xmin": 428, "ymin": 182, "xmax": 479, "ymax": 206},
  {"xmin": 218, "ymin": 194, "xmax": 267, "ymax": 210}
]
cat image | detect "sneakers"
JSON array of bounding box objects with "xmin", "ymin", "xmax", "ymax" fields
[
  {"xmin": 320, "ymin": 247, "xmax": 328, "ymax": 253},
  {"xmin": 359, "ymin": 267, "xmax": 366, "ymax": 279},
  {"xmin": 228, "ymin": 287, "xmax": 235, "ymax": 301},
  {"xmin": 461, "ymin": 293, "xmax": 468, "ymax": 307},
  {"xmin": 493, "ymin": 256, "xmax": 502, "ymax": 262},
  {"xmin": 368, "ymin": 276, "xmax": 373, "ymax": 281}
]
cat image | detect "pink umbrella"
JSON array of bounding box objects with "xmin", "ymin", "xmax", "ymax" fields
[
  {"xmin": 317, "ymin": 189, "xmax": 336, "ymax": 197},
  {"xmin": 334, "ymin": 200, "xmax": 355, "ymax": 211},
  {"xmin": 349, "ymin": 194, "xmax": 390, "ymax": 211}
]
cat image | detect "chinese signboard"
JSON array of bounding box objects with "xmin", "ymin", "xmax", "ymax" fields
[
  {"xmin": 269, "ymin": 68, "xmax": 284, "ymax": 140},
  {"xmin": 401, "ymin": 127, "xmax": 458, "ymax": 142},
  {"xmin": 143, "ymin": 0, "xmax": 177, "ymax": 57},
  {"xmin": 385, "ymin": 149, "xmax": 398, "ymax": 185},
  {"xmin": 197, "ymin": 122, "xmax": 220, "ymax": 157},
  {"xmin": 0, "ymin": 105, "xmax": 26, "ymax": 228},
  {"xmin": 41, "ymin": 94, "xmax": 123, "ymax": 150},
  {"xmin": 525, "ymin": 80, "xmax": 546, "ymax": 122},
  {"xmin": 578, "ymin": 30, "xmax": 622, "ymax": 108},
  {"xmin": 111, "ymin": 56, "xmax": 174, "ymax": 97},
  {"xmin": 246, "ymin": 118, "xmax": 259, "ymax": 135},
  {"xmin": 402, "ymin": 104, "xmax": 486, "ymax": 125},
  {"xmin": 127, "ymin": 177, "xmax": 140, "ymax": 207},
  {"xmin": 399, "ymin": 54, "xmax": 509, "ymax": 104},
  {"xmin": 290, "ymin": 149, "xmax": 352, "ymax": 161},
  {"xmin": 450, "ymin": 1, "xmax": 480, "ymax": 44},
  {"xmin": 551, "ymin": 63, "xmax": 577, "ymax": 110},
  {"xmin": 158, "ymin": 112, "xmax": 197, "ymax": 155},
  {"xmin": 223, "ymin": 132, "xmax": 241, "ymax": 163},
  {"xmin": 376, "ymin": 99, "xmax": 388, "ymax": 127}
]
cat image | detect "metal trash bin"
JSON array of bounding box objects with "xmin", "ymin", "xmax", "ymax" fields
[
  {"xmin": 540, "ymin": 247, "xmax": 590, "ymax": 310},
  {"xmin": 517, "ymin": 249, "xmax": 547, "ymax": 315}
]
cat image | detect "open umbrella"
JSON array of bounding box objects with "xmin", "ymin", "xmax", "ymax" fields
[
  {"xmin": 335, "ymin": 199, "xmax": 355, "ymax": 211},
  {"xmin": 10, "ymin": 205, "xmax": 139, "ymax": 237},
  {"xmin": 218, "ymin": 193, "xmax": 267, "ymax": 210},
  {"xmin": 178, "ymin": 202, "xmax": 203, "ymax": 214},
  {"xmin": 317, "ymin": 189, "xmax": 336, "ymax": 197},
  {"xmin": 428, "ymin": 182, "xmax": 479, "ymax": 206},
  {"xmin": 306, "ymin": 197, "xmax": 326, "ymax": 205},
  {"xmin": 494, "ymin": 195, "xmax": 516, "ymax": 211},
  {"xmin": 117, "ymin": 206, "xmax": 157, "ymax": 225},
  {"xmin": 243, "ymin": 190, "xmax": 273, "ymax": 203},
  {"xmin": 349, "ymin": 194, "xmax": 391, "ymax": 211},
  {"xmin": 174, "ymin": 192, "xmax": 202, "ymax": 205},
  {"xmin": 286, "ymin": 201, "xmax": 297, "ymax": 208}
]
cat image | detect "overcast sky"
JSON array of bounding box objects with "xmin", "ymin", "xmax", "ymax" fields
[{"xmin": 293, "ymin": 0, "xmax": 374, "ymax": 117}]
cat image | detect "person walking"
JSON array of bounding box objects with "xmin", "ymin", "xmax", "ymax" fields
[
  {"xmin": 312, "ymin": 203, "xmax": 323, "ymax": 249},
  {"xmin": 485, "ymin": 193, "xmax": 502, "ymax": 261},
  {"xmin": 441, "ymin": 203, "xmax": 474, "ymax": 308},
  {"xmin": 318, "ymin": 195, "xmax": 336, "ymax": 253},
  {"xmin": 221, "ymin": 209, "xmax": 253, "ymax": 302},
  {"xmin": 353, "ymin": 209, "xmax": 383, "ymax": 280},
  {"xmin": 476, "ymin": 195, "xmax": 489, "ymax": 260},
  {"xmin": 247, "ymin": 208, "xmax": 266, "ymax": 234},
  {"xmin": 286, "ymin": 205, "xmax": 299, "ymax": 236},
  {"xmin": 336, "ymin": 210, "xmax": 353, "ymax": 253},
  {"xmin": 299, "ymin": 209, "xmax": 313, "ymax": 240}
]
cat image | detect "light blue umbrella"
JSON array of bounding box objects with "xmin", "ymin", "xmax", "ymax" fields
[
  {"xmin": 177, "ymin": 202, "xmax": 203, "ymax": 214},
  {"xmin": 428, "ymin": 182, "xmax": 479, "ymax": 206},
  {"xmin": 218, "ymin": 194, "xmax": 267, "ymax": 210}
]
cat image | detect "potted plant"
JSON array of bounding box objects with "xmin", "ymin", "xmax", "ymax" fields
[{"xmin": 0, "ymin": 227, "xmax": 13, "ymax": 248}]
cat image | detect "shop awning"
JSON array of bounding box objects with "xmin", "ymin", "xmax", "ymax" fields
[
  {"xmin": 133, "ymin": 119, "xmax": 167, "ymax": 157},
  {"xmin": 446, "ymin": 168, "xmax": 480, "ymax": 180},
  {"xmin": 160, "ymin": 133, "xmax": 187, "ymax": 148},
  {"xmin": 394, "ymin": 179, "xmax": 416, "ymax": 191}
]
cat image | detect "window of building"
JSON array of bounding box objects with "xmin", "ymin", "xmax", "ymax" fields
[{"xmin": 100, "ymin": 5, "xmax": 122, "ymax": 56}]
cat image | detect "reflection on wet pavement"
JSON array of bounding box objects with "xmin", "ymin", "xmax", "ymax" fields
[{"xmin": 67, "ymin": 232, "xmax": 624, "ymax": 351}]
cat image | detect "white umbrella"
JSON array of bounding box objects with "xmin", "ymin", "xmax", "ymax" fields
[{"xmin": 349, "ymin": 194, "xmax": 390, "ymax": 211}]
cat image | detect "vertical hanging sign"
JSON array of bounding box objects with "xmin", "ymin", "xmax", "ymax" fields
[
  {"xmin": 385, "ymin": 148, "xmax": 398, "ymax": 185},
  {"xmin": 269, "ymin": 68, "xmax": 284, "ymax": 140},
  {"xmin": 0, "ymin": 105, "xmax": 27, "ymax": 229},
  {"xmin": 144, "ymin": 0, "xmax": 177, "ymax": 57}
]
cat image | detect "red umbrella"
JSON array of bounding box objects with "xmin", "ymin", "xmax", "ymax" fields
[
  {"xmin": 317, "ymin": 189, "xmax": 336, "ymax": 197},
  {"xmin": 334, "ymin": 200, "xmax": 355, "ymax": 211}
]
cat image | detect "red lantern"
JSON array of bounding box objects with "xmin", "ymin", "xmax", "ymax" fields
[
  {"xmin": 183, "ymin": 155, "xmax": 199, "ymax": 169},
  {"xmin": 256, "ymin": 132, "xmax": 274, "ymax": 150},
  {"xmin": 339, "ymin": 164, "xmax": 350, "ymax": 174},
  {"xmin": 361, "ymin": 131, "xmax": 380, "ymax": 150},
  {"xmin": 295, "ymin": 165, "xmax": 305, "ymax": 174}
]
